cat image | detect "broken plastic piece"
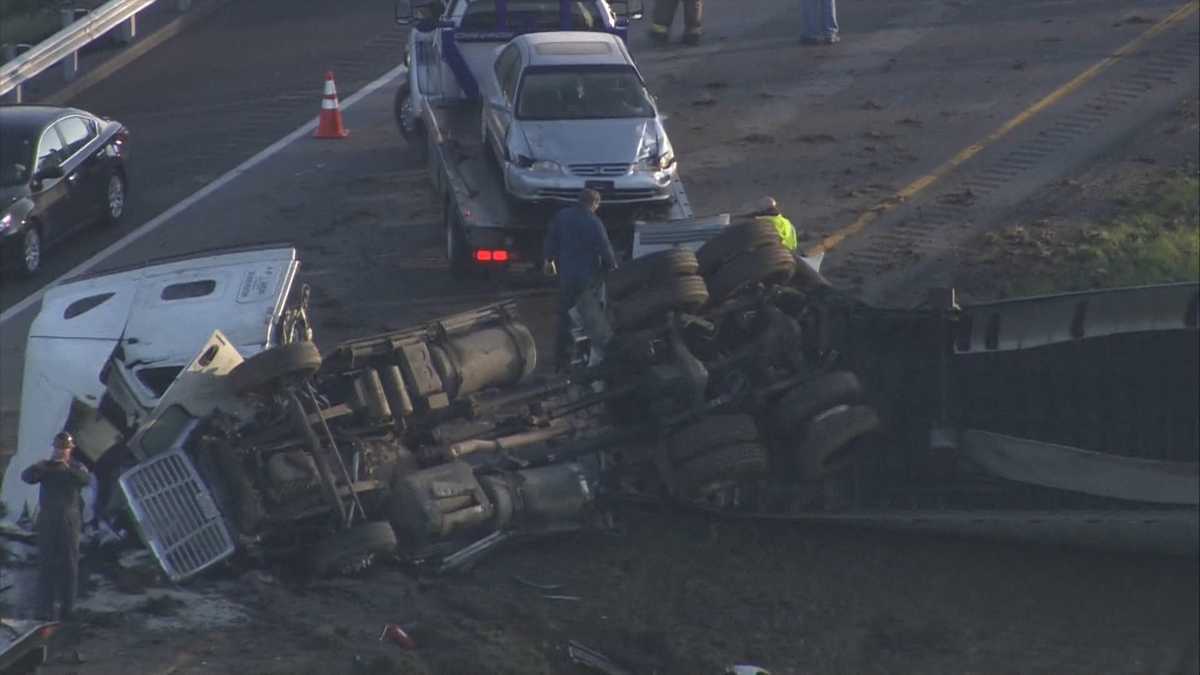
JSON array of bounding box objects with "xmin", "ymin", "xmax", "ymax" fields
[
  {"xmin": 726, "ymin": 666, "xmax": 771, "ymax": 675},
  {"xmin": 567, "ymin": 641, "xmax": 632, "ymax": 675}
]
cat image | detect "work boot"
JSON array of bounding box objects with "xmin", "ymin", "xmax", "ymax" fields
[
  {"xmin": 682, "ymin": 32, "xmax": 702, "ymax": 46},
  {"xmin": 823, "ymin": 34, "xmax": 841, "ymax": 45}
]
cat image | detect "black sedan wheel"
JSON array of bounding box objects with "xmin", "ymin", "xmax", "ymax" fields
[
  {"xmin": 103, "ymin": 172, "xmax": 126, "ymax": 225},
  {"xmin": 19, "ymin": 226, "xmax": 42, "ymax": 276}
]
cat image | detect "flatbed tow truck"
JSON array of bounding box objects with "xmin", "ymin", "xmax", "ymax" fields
[{"xmin": 392, "ymin": 0, "xmax": 720, "ymax": 277}]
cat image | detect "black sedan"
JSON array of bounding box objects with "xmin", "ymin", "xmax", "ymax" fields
[{"xmin": 1, "ymin": 105, "xmax": 129, "ymax": 277}]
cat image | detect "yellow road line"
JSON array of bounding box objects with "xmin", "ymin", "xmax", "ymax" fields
[{"xmin": 806, "ymin": 0, "xmax": 1200, "ymax": 257}]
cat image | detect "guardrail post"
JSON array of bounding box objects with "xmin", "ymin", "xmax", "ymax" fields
[
  {"xmin": 116, "ymin": 15, "xmax": 138, "ymax": 44},
  {"xmin": 1, "ymin": 43, "xmax": 32, "ymax": 102},
  {"xmin": 59, "ymin": 8, "xmax": 80, "ymax": 82}
]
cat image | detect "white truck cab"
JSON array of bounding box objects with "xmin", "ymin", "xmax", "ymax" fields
[{"xmin": 1, "ymin": 246, "xmax": 305, "ymax": 526}]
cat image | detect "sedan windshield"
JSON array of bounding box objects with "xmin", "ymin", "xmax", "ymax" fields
[
  {"xmin": 0, "ymin": 129, "xmax": 36, "ymax": 186},
  {"xmin": 517, "ymin": 67, "xmax": 655, "ymax": 120}
]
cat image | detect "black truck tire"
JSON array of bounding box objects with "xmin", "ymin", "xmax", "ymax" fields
[
  {"xmin": 310, "ymin": 521, "xmax": 399, "ymax": 577},
  {"xmin": 668, "ymin": 414, "xmax": 761, "ymax": 463},
  {"xmin": 696, "ymin": 220, "xmax": 780, "ymax": 276},
  {"xmin": 677, "ymin": 441, "xmax": 770, "ymax": 496},
  {"xmin": 610, "ymin": 274, "xmax": 709, "ymax": 330},
  {"xmin": 607, "ymin": 248, "xmax": 700, "ymax": 301},
  {"xmin": 798, "ymin": 404, "xmax": 880, "ymax": 479},
  {"xmin": 229, "ymin": 341, "xmax": 322, "ymax": 394},
  {"xmin": 706, "ymin": 244, "xmax": 796, "ymax": 303},
  {"xmin": 771, "ymin": 371, "xmax": 864, "ymax": 432}
]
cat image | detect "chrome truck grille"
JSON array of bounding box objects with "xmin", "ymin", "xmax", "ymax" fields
[
  {"xmin": 119, "ymin": 448, "xmax": 235, "ymax": 582},
  {"xmin": 568, "ymin": 163, "xmax": 632, "ymax": 177}
]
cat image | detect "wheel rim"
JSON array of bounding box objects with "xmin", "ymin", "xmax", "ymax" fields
[
  {"xmin": 23, "ymin": 228, "xmax": 40, "ymax": 273},
  {"xmin": 107, "ymin": 174, "xmax": 125, "ymax": 220}
]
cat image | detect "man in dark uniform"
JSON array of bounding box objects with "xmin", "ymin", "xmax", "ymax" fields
[
  {"xmin": 543, "ymin": 188, "xmax": 617, "ymax": 371},
  {"xmin": 650, "ymin": 0, "xmax": 703, "ymax": 46},
  {"xmin": 21, "ymin": 431, "xmax": 90, "ymax": 620}
]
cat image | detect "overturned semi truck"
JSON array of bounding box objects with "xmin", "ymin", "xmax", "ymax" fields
[{"xmin": 5, "ymin": 234, "xmax": 1196, "ymax": 582}]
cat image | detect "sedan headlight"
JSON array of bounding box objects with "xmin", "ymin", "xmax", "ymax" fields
[
  {"xmin": 637, "ymin": 148, "xmax": 674, "ymax": 172},
  {"xmin": 0, "ymin": 212, "xmax": 12, "ymax": 232},
  {"xmin": 657, "ymin": 148, "xmax": 675, "ymax": 171},
  {"xmin": 529, "ymin": 159, "xmax": 563, "ymax": 175},
  {"xmin": 513, "ymin": 155, "xmax": 563, "ymax": 175}
]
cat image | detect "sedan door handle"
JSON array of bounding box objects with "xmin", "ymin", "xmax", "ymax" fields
[{"xmin": 67, "ymin": 173, "xmax": 78, "ymax": 183}]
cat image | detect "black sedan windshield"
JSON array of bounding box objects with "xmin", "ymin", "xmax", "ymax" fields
[
  {"xmin": 517, "ymin": 67, "xmax": 654, "ymax": 120},
  {"xmin": 0, "ymin": 130, "xmax": 35, "ymax": 186}
]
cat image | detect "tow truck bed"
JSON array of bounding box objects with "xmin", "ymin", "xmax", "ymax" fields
[{"xmin": 421, "ymin": 98, "xmax": 694, "ymax": 272}]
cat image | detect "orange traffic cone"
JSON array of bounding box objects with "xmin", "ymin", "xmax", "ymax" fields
[{"xmin": 315, "ymin": 71, "xmax": 349, "ymax": 139}]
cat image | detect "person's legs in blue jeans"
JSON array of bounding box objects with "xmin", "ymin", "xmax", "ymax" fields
[
  {"xmin": 822, "ymin": 0, "xmax": 839, "ymax": 41},
  {"xmin": 800, "ymin": 0, "xmax": 822, "ymax": 42}
]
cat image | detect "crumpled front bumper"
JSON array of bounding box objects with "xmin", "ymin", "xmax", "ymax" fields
[{"xmin": 505, "ymin": 164, "xmax": 677, "ymax": 204}]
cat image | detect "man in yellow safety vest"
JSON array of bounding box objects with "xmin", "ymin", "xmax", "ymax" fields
[{"xmin": 744, "ymin": 196, "xmax": 798, "ymax": 252}]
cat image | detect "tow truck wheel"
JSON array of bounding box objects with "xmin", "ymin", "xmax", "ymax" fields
[
  {"xmin": 607, "ymin": 248, "xmax": 700, "ymax": 300},
  {"xmin": 799, "ymin": 404, "xmax": 880, "ymax": 479},
  {"xmin": 310, "ymin": 521, "xmax": 399, "ymax": 577},
  {"xmin": 445, "ymin": 205, "xmax": 473, "ymax": 279},
  {"xmin": 696, "ymin": 219, "xmax": 780, "ymax": 276},
  {"xmin": 229, "ymin": 341, "xmax": 323, "ymax": 394},
  {"xmin": 706, "ymin": 243, "xmax": 796, "ymax": 303},
  {"xmin": 610, "ymin": 274, "xmax": 708, "ymax": 330}
]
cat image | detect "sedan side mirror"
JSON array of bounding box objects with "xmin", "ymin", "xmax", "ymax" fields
[{"xmin": 34, "ymin": 163, "xmax": 64, "ymax": 181}]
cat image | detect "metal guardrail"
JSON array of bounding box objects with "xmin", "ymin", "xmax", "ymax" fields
[{"xmin": 0, "ymin": 0, "xmax": 177, "ymax": 102}]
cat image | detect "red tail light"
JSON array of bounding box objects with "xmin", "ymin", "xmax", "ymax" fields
[
  {"xmin": 37, "ymin": 624, "xmax": 60, "ymax": 641},
  {"xmin": 473, "ymin": 249, "xmax": 511, "ymax": 263}
]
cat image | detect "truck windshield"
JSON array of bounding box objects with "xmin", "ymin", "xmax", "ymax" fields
[
  {"xmin": 517, "ymin": 66, "xmax": 653, "ymax": 120},
  {"xmin": 461, "ymin": 0, "xmax": 602, "ymax": 31}
]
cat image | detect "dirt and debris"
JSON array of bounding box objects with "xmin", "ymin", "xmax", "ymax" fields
[{"xmin": 954, "ymin": 95, "xmax": 1199, "ymax": 300}]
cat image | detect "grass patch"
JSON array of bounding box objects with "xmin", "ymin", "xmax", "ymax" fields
[
  {"xmin": 1, "ymin": 0, "xmax": 109, "ymax": 49},
  {"xmin": 967, "ymin": 171, "xmax": 1199, "ymax": 297}
]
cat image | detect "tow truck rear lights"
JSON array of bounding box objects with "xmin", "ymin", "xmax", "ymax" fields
[{"xmin": 473, "ymin": 249, "xmax": 511, "ymax": 263}]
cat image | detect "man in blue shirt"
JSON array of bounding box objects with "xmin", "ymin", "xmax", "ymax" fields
[{"xmin": 543, "ymin": 188, "xmax": 617, "ymax": 371}]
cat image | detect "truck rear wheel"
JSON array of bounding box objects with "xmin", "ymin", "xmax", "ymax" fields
[
  {"xmin": 706, "ymin": 244, "xmax": 796, "ymax": 302},
  {"xmin": 309, "ymin": 521, "xmax": 398, "ymax": 577},
  {"xmin": 677, "ymin": 441, "xmax": 770, "ymax": 499},
  {"xmin": 799, "ymin": 404, "xmax": 880, "ymax": 479},
  {"xmin": 610, "ymin": 274, "xmax": 709, "ymax": 330},
  {"xmin": 696, "ymin": 220, "xmax": 780, "ymax": 276},
  {"xmin": 607, "ymin": 248, "xmax": 700, "ymax": 300}
]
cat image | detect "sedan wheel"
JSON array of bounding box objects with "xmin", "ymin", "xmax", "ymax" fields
[
  {"xmin": 21, "ymin": 227, "xmax": 41, "ymax": 276},
  {"xmin": 104, "ymin": 173, "xmax": 126, "ymax": 225}
]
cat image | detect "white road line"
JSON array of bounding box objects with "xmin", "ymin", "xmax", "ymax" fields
[{"xmin": 0, "ymin": 63, "xmax": 408, "ymax": 326}]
